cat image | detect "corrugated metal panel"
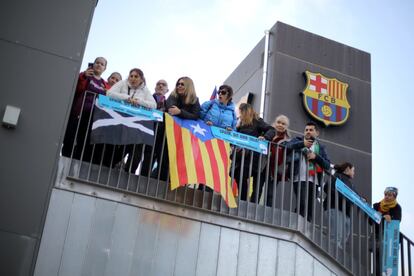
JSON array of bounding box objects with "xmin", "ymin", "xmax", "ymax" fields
[
  {"xmin": 59, "ymin": 194, "xmax": 96, "ymax": 276},
  {"xmin": 34, "ymin": 189, "xmax": 74, "ymax": 276},
  {"xmin": 36, "ymin": 189, "xmax": 344, "ymax": 276},
  {"xmin": 81, "ymin": 198, "xmax": 117, "ymax": 276},
  {"xmin": 174, "ymin": 218, "xmax": 201, "ymax": 276},
  {"xmin": 216, "ymin": 228, "xmax": 240, "ymax": 276},
  {"xmin": 276, "ymin": 240, "xmax": 296, "ymax": 276},
  {"xmin": 295, "ymin": 246, "xmax": 315, "ymax": 276},
  {"xmin": 129, "ymin": 209, "xmax": 160, "ymax": 275},
  {"xmin": 237, "ymin": 232, "xmax": 259, "ymax": 276},
  {"xmin": 257, "ymin": 236, "xmax": 277, "ymax": 275},
  {"xmin": 195, "ymin": 223, "xmax": 220, "ymax": 276},
  {"xmin": 104, "ymin": 203, "xmax": 140, "ymax": 276}
]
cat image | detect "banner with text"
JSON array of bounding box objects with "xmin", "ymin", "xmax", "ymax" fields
[
  {"xmin": 97, "ymin": 95, "xmax": 164, "ymax": 122},
  {"xmin": 382, "ymin": 220, "xmax": 400, "ymax": 276},
  {"xmin": 211, "ymin": 126, "xmax": 269, "ymax": 155},
  {"xmin": 335, "ymin": 178, "xmax": 382, "ymax": 224}
]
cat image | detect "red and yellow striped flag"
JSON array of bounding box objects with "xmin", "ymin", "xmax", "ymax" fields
[{"xmin": 165, "ymin": 114, "xmax": 237, "ymax": 208}]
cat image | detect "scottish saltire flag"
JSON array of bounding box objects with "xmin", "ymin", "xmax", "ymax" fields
[
  {"xmin": 90, "ymin": 101, "xmax": 154, "ymax": 145},
  {"xmin": 210, "ymin": 86, "xmax": 217, "ymax": 100},
  {"xmin": 165, "ymin": 114, "xmax": 237, "ymax": 208}
]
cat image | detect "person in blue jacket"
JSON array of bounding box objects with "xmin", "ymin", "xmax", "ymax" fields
[{"xmin": 200, "ymin": 85, "xmax": 237, "ymax": 130}]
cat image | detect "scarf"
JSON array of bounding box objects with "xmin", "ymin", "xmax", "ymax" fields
[
  {"xmin": 308, "ymin": 142, "xmax": 322, "ymax": 176},
  {"xmin": 379, "ymin": 198, "xmax": 398, "ymax": 213}
]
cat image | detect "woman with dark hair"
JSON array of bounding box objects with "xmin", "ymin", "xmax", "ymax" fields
[
  {"xmin": 62, "ymin": 57, "xmax": 110, "ymax": 160},
  {"xmin": 107, "ymin": 68, "xmax": 156, "ymax": 173},
  {"xmin": 324, "ymin": 162, "xmax": 356, "ymax": 249},
  {"xmin": 200, "ymin": 84, "xmax": 237, "ymax": 130},
  {"xmin": 107, "ymin": 72, "xmax": 122, "ymax": 87},
  {"xmin": 107, "ymin": 68, "xmax": 156, "ymax": 109},
  {"xmin": 233, "ymin": 103, "xmax": 275, "ymax": 201}
]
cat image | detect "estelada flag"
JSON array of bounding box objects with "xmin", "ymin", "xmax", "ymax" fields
[{"xmin": 165, "ymin": 114, "xmax": 237, "ymax": 208}]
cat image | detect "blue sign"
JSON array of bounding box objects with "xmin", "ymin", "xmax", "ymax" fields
[
  {"xmin": 382, "ymin": 220, "xmax": 400, "ymax": 276},
  {"xmin": 335, "ymin": 178, "xmax": 382, "ymax": 224},
  {"xmin": 97, "ymin": 95, "xmax": 164, "ymax": 122},
  {"xmin": 211, "ymin": 126, "xmax": 269, "ymax": 155}
]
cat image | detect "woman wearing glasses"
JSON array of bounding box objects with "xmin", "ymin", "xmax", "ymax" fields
[
  {"xmin": 166, "ymin": 77, "xmax": 201, "ymax": 119},
  {"xmin": 200, "ymin": 84, "xmax": 237, "ymax": 130},
  {"xmin": 155, "ymin": 77, "xmax": 201, "ymax": 180}
]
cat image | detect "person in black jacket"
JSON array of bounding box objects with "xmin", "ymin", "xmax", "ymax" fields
[
  {"xmin": 232, "ymin": 103, "xmax": 275, "ymax": 201},
  {"xmin": 284, "ymin": 122, "xmax": 330, "ymax": 222},
  {"xmin": 373, "ymin": 187, "xmax": 402, "ymax": 275},
  {"xmin": 324, "ymin": 162, "xmax": 355, "ymax": 249},
  {"xmin": 373, "ymin": 187, "xmax": 402, "ymax": 222},
  {"xmin": 155, "ymin": 77, "xmax": 201, "ymax": 181}
]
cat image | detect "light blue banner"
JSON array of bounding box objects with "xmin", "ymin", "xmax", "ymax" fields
[
  {"xmin": 335, "ymin": 178, "xmax": 382, "ymax": 224},
  {"xmin": 211, "ymin": 126, "xmax": 269, "ymax": 155},
  {"xmin": 382, "ymin": 220, "xmax": 400, "ymax": 276},
  {"xmin": 97, "ymin": 95, "xmax": 163, "ymax": 122}
]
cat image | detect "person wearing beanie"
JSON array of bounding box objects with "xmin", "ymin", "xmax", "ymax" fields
[{"xmin": 373, "ymin": 187, "xmax": 402, "ymax": 222}]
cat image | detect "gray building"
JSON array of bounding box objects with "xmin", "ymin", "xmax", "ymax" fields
[
  {"xmin": 226, "ymin": 22, "xmax": 372, "ymax": 201},
  {"xmin": 1, "ymin": 2, "xmax": 412, "ymax": 275}
]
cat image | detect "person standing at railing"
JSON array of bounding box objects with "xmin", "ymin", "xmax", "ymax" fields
[
  {"xmin": 107, "ymin": 72, "xmax": 122, "ymax": 87},
  {"xmin": 140, "ymin": 79, "xmax": 169, "ymax": 177},
  {"xmin": 323, "ymin": 162, "xmax": 355, "ymax": 249},
  {"xmin": 198, "ymin": 84, "xmax": 237, "ymax": 192},
  {"xmin": 107, "ymin": 68, "xmax": 156, "ymax": 173},
  {"xmin": 156, "ymin": 77, "xmax": 201, "ymax": 181},
  {"xmin": 261, "ymin": 114, "xmax": 291, "ymax": 207},
  {"xmin": 62, "ymin": 57, "xmax": 110, "ymax": 160},
  {"xmin": 200, "ymin": 84, "xmax": 237, "ymax": 130},
  {"xmin": 285, "ymin": 121, "xmax": 330, "ymax": 222},
  {"xmin": 373, "ymin": 187, "xmax": 402, "ymax": 222},
  {"xmin": 233, "ymin": 103, "xmax": 275, "ymax": 202},
  {"xmin": 373, "ymin": 187, "xmax": 402, "ymax": 276}
]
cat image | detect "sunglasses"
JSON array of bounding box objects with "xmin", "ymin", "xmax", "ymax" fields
[
  {"xmin": 176, "ymin": 82, "xmax": 185, "ymax": 87},
  {"xmin": 218, "ymin": 90, "xmax": 228, "ymax": 95}
]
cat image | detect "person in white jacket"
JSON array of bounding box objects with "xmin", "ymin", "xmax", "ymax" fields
[
  {"xmin": 106, "ymin": 68, "xmax": 157, "ymax": 174},
  {"xmin": 107, "ymin": 68, "xmax": 156, "ymax": 109}
]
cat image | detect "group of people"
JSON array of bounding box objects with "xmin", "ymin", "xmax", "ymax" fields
[{"xmin": 62, "ymin": 57, "xmax": 402, "ymax": 254}]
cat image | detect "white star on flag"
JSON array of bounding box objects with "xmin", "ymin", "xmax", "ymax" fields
[{"xmin": 190, "ymin": 123, "xmax": 207, "ymax": 136}]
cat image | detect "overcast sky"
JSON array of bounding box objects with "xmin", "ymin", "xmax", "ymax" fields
[{"xmin": 81, "ymin": 0, "xmax": 414, "ymax": 237}]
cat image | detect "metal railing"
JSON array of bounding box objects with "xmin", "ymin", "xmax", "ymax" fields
[{"xmin": 61, "ymin": 92, "xmax": 412, "ymax": 275}]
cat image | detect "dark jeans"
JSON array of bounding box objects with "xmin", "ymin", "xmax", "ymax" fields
[
  {"xmin": 293, "ymin": 181, "xmax": 316, "ymax": 221},
  {"xmin": 232, "ymin": 150, "xmax": 260, "ymax": 202}
]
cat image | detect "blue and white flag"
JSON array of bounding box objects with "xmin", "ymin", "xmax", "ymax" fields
[
  {"xmin": 382, "ymin": 220, "xmax": 400, "ymax": 276},
  {"xmin": 90, "ymin": 101, "xmax": 154, "ymax": 146}
]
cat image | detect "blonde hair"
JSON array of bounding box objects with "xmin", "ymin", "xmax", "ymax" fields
[
  {"xmin": 170, "ymin": 77, "xmax": 197, "ymax": 105},
  {"xmin": 238, "ymin": 103, "xmax": 258, "ymax": 126}
]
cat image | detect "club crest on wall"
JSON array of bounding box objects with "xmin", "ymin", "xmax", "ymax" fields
[{"xmin": 302, "ymin": 71, "xmax": 350, "ymax": 126}]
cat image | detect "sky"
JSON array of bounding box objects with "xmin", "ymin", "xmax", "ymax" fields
[{"xmin": 81, "ymin": 0, "xmax": 414, "ymax": 237}]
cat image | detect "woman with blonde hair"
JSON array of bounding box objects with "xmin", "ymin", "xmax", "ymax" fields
[
  {"xmin": 155, "ymin": 77, "xmax": 201, "ymax": 180},
  {"xmin": 166, "ymin": 76, "xmax": 200, "ymax": 119},
  {"xmin": 233, "ymin": 103, "xmax": 275, "ymax": 201}
]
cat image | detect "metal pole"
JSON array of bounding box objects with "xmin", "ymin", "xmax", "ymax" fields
[{"xmin": 259, "ymin": 30, "xmax": 270, "ymax": 118}]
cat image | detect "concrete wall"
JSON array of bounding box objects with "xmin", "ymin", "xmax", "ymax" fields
[
  {"xmin": 226, "ymin": 22, "xmax": 372, "ymax": 201},
  {"xmin": 0, "ymin": 1, "xmax": 97, "ymax": 275}
]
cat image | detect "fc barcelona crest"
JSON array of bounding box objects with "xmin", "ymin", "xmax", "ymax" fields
[{"xmin": 302, "ymin": 71, "xmax": 350, "ymax": 126}]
